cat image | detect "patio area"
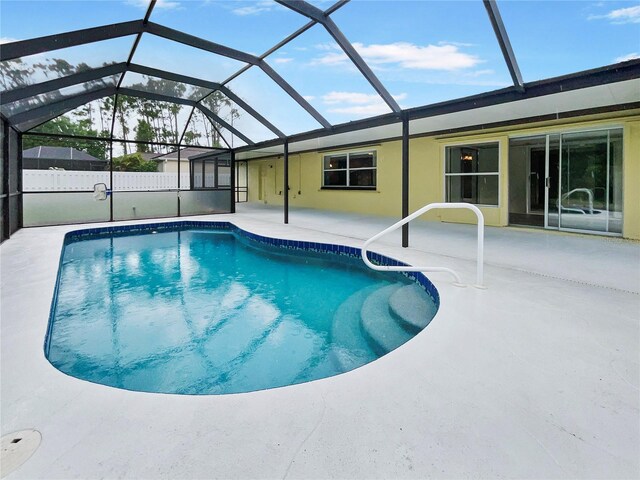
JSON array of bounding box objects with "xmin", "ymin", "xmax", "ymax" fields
[{"xmin": 1, "ymin": 204, "xmax": 639, "ymax": 479}]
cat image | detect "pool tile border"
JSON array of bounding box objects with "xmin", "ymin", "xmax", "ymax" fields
[{"xmin": 64, "ymin": 220, "xmax": 439, "ymax": 302}]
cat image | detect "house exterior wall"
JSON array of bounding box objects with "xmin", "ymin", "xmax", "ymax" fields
[
  {"xmin": 623, "ymin": 119, "xmax": 640, "ymax": 240},
  {"xmin": 157, "ymin": 159, "xmax": 189, "ymax": 174},
  {"xmin": 247, "ymin": 112, "xmax": 640, "ymax": 239}
]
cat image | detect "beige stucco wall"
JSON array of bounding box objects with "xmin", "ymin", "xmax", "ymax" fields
[
  {"xmin": 247, "ymin": 112, "xmax": 640, "ymax": 239},
  {"xmin": 623, "ymin": 119, "xmax": 640, "ymax": 239},
  {"xmin": 157, "ymin": 159, "xmax": 189, "ymax": 174}
]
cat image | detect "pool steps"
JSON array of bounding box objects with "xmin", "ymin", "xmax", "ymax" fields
[
  {"xmin": 388, "ymin": 283, "xmax": 438, "ymax": 334},
  {"xmin": 330, "ymin": 285, "xmax": 380, "ymax": 371},
  {"xmin": 361, "ymin": 284, "xmax": 413, "ymax": 356},
  {"xmin": 332, "ymin": 282, "xmax": 435, "ymax": 368}
]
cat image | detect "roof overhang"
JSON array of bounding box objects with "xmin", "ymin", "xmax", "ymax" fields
[{"xmin": 189, "ymin": 149, "xmax": 231, "ymax": 161}]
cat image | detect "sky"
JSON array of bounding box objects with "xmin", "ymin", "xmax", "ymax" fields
[{"xmin": 1, "ymin": 0, "xmax": 639, "ymax": 145}]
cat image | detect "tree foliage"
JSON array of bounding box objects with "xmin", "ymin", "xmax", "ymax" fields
[
  {"xmin": 2, "ymin": 56, "xmax": 243, "ymax": 154},
  {"xmin": 134, "ymin": 119, "xmax": 154, "ymax": 152},
  {"xmin": 111, "ymin": 152, "xmax": 158, "ymax": 172},
  {"xmin": 22, "ymin": 116, "xmax": 108, "ymax": 161}
]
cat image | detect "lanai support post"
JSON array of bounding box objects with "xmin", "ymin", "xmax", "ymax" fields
[
  {"xmin": 401, "ymin": 113, "xmax": 409, "ymax": 248},
  {"xmin": 177, "ymin": 147, "xmax": 181, "ymax": 216},
  {"xmin": 108, "ymin": 93, "xmax": 119, "ymax": 223},
  {"xmin": 230, "ymin": 149, "xmax": 236, "ymax": 214},
  {"xmin": 2, "ymin": 119, "xmax": 10, "ymax": 240},
  {"xmin": 109, "ymin": 139, "xmax": 114, "ymax": 221},
  {"xmin": 283, "ymin": 139, "xmax": 289, "ymax": 224}
]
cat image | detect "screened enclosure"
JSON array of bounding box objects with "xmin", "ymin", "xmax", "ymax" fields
[{"xmin": 1, "ymin": 0, "xmax": 638, "ymax": 241}]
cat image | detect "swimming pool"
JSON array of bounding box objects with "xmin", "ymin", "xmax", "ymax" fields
[{"xmin": 45, "ymin": 222, "xmax": 439, "ymax": 395}]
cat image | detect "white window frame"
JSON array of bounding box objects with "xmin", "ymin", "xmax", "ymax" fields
[
  {"xmin": 322, "ymin": 150, "xmax": 377, "ymax": 189},
  {"xmin": 443, "ymin": 140, "xmax": 500, "ymax": 207}
]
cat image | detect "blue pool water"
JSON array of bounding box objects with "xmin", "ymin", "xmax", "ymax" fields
[{"xmin": 46, "ymin": 223, "xmax": 439, "ymax": 394}]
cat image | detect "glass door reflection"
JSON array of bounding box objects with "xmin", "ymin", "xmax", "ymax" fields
[{"xmin": 555, "ymin": 130, "xmax": 623, "ymax": 234}]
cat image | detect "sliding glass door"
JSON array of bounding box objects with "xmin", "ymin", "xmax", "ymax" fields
[
  {"xmin": 509, "ymin": 128, "xmax": 623, "ymax": 235},
  {"xmin": 555, "ymin": 129, "xmax": 623, "ymax": 234},
  {"xmin": 545, "ymin": 135, "xmax": 560, "ymax": 229}
]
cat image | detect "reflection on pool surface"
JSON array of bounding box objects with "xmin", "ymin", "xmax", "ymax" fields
[{"xmin": 46, "ymin": 224, "xmax": 438, "ymax": 394}]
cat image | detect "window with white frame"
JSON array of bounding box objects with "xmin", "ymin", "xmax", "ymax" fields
[
  {"xmin": 445, "ymin": 142, "xmax": 499, "ymax": 205},
  {"xmin": 323, "ymin": 150, "xmax": 377, "ymax": 189}
]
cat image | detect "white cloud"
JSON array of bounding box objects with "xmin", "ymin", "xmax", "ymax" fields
[
  {"xmin": 311, "ymin": 41, "xmax": 481, "ymax": 71},
  {"xmin": 302, "ymin": 95, "xmax": 315, "ymax": 101},
  {"xmin": 438, "ymin": 40, "xmax": 475, "ymax": 48},
  {"xmin": 326, "ymin": 103, "xmax": 392, "ymax": 116},
  {"xmin": 589, "ymin": 5, "xmax": 640, "ymax": 23},
  {"xmin": 232, "ymin": 0, "xmax": 279, "ymax": 16},
  {"xmin": 315, "ymin": 43, "xmax": 339, "ymax": 51},
  {"xmin": 126, "ymin": 0, "xmax": 180, "ymax": 9},
  {"xmin": 329, "ymin": 105, "xmax": 384, "ymax": 116},
  {"xmin": 274, "ymin": 58, "xmax": 293, "ymax": 64},
  {"xmin": 615, "ymin": 52, "xmax": 640, "ymax": 62},
  {"xmin": 311, "ymin": 51, "xmax": 349, "ymax": 66},
  {"xmin": 463, "ymin": 69, "xmax": 495, "ymax": 78},
  {"xmin": 322, "ymin": 91, "xmax": 407, "ymax": 116},
  {"xmin": 356, "ymin": 42, "xmax": 480, "ymax": 70},
  {"xmin": 0, "ymin": 37, "xmax": 18, "ymax": 44},
  {"xmin": 156, "ymin": 0, "xmax": 180, "ymax": 8}
]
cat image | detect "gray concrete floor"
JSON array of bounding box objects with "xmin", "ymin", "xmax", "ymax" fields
[{"xmin": 1, "ymin": 203, "xmax": 639, "ymax": 479}]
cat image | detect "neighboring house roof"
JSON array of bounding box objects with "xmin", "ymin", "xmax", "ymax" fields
[
  {"xmin": 137, "ymin": 152, "xmax": 158, "ymax": 162},
  {"xmin": 152, "ymin": 147, "xmax": 213, "ymax": 161},
  {"xmin": 22, "ymin": 146, "xmax": 102, "ymax": 162}
]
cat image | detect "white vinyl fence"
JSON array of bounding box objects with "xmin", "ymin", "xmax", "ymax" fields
[{"xmin": 23, "ymin": 170, "xmax": 231, "ymax": 191}]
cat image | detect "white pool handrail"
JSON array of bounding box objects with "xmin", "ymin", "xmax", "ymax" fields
[
  {"xmin": 558, "ymin": 188, "xmax": 594, "ymax": 214},
  {"xmin": 361, "ymin": 202, "xmax": 485, "ymax": 288}
]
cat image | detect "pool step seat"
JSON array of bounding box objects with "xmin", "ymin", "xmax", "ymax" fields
[
  {"xmin": 388, "ymin": 284, "xmax": 437, "ymax": 334},
  {"xmin": 330, "ymin": 285, "xmax": 380, "ymax": 371},
  {"xmin": 360, "ymin": 283, "xmax": 413, "ymax": 356}
]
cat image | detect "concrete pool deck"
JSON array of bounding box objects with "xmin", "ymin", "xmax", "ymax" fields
[{"xmin": 1, "ymin": 203, "xmax": 638, "ymax": 479}]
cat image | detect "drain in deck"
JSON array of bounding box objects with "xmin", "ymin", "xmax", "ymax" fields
[{"xmin": 1, "ymin": 430, "xmax": 41, "ymax": 478}]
